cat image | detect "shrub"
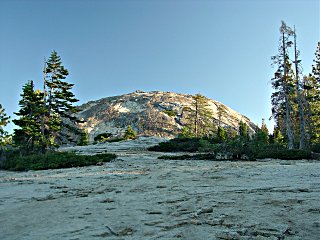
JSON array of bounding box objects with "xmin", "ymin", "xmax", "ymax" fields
[
  {"xmin": 148, "ymin": 138, "xmax": 201, "ymax": 152},
  {"xmin": 178, "ymin": 126, "xmax": 194, "ymax": 138},
  {"xmin": 78, "ymin": 130, "xmax": 89, "ymax": 146},
  {"xmin": 311, "ymin": 144, "xmax": 320, "ymax": 153},
  {"xmin": 0, "ymin": 152, "xmax": 117, "ymax": 171},
  {"xmin": 123, "ymin": 125, "xmax": 137, "ymax": 140},
  {"xmin": 198, "ymin": 139, "xmax": 221, "ymax": 152},
  {"xmin": 158, "ymin": 153, "xmax": 216, "ymax": 160},
  {"xmin": 255, "ymin": 146, "xmax": 311, "ymax": 160},
  {"xmin": 149, "ymin": 137, "xmax": 313, "ymax": 160},
  {"xmin": 106, "ymin": 138, "xmax": 126, "ymax": 143},
  {"xmin": 163, "ymin": 110, "xmax": 176, "ymax": 117},
  {"xmin": 94, "ymin": 133, "xmax": 112, "ymax": 142}
]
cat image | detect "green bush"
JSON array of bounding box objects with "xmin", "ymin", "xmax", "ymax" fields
[
  {"xmin": 94, "ymin": 132, "xmax": 112, "ymax": 142},
  {"xmin": 158, "ymin": 153, "xmax": 216, "ymax": 160},
  {"xmin": 78, "ymin": 130, "xmax": 89, "ymax": 146},
  {"xmin": 311, "ymin": 144, "xmax": 320, "ymax": 153},
  {"xmin": 163, "ymin": 110, "xmax": 176, "ymax": 117},
  {"xmin": 106, "ymin": 138, "xmax": 125, "ymax": 143},
  {"xmin": 149, "ymin": 137, "xmax": 313, "ymax": 160},
  {"xmin": 255, "ymin": 147, "xmax": 311, "ymax": 160},
  {"xmin": 198, "ymin": 139, "xmax": 221, "ymax": 152},
  {"xmin": 0, "ymin": 152, "xmax": 117, "ymax": 171},
  {"xmin": 148, "ymin": 138, "xmax": 201, "ymax": 152},
  {"xmin": 123, "ymin": 125, "xmax": 137, "ymax": 140}
]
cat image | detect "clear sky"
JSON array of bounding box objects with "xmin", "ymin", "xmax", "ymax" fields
[{"xmin": 0, "ymin": 0, "xmax": 319, "ymax": 133}]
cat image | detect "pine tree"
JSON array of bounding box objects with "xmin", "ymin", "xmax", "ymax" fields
[
  {"xmin": 44, "ymin": 50, "xmax": 79, "ymax": 147},
  {"xmin": 13, "ymin": 80, "xmax": 44, "ymax": 153},
  {"xmin": 312, "ymin": 42, "xmax": 320, "ymax": 82},
  {"xmin": 271, "ymin": 21, "xmax": 295, "ymax": 149},
  {"xmin": 239, "ymin": 120, "xmax": 249, "ymax": 141},
  {"xmin": 217, "ymin": 126, "xmax": 227, "ymax": 142},
  {"xmin": 215, "ymin": 103, "xmax": 228, "ymax": 127},
  {"xmin": 0, "ymin": 104, "xmax": 10, "ymax": 140},
  {"xmin": 124, "ymin": 125, "xmax": 137, "ymax": 140},
  {"xmin": 304, "ymin": 42, "xmax": 320, "ymax": 144},
  {"xmin": 183, "ymin": 94, "xmax": 214, "ymax": 137},
  {"xmin": 254, "ymin": 119, "xmax": 269, "ymax": 145},
  {"xmin": 0, "ymin": 104, "xmax": 10, "ymax": 160},
  {"xmin": 272, "ymin": 128, "xmax": 285, "ymax": 145}
]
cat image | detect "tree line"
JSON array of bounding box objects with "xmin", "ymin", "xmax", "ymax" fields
[
  {"xmin": 159, "ymin": 21, "xmax": 320, "ymax": 153},
  {"xmin": 0, "ymin": 51, "xmax": 81, "ymax": 159},
  {"xmin": 271, "ymin": 21, "xmax": 320, "ymax": 150},
  {"xmin": 0, "ymin": 21, "xmax": 319, "ymax": 162}
]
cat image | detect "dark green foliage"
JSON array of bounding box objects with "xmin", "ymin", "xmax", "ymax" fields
[
  {"xmin": 78, "ymin": 130, "xmax": 89, "ymax": 146},
  {"xmin": 270, "ymin": 128, "xmax": 285, "ymax": 145},
  {"xmin": 179, "ymin": 126, "xmax": 194, "ymax": 138},
  {"xmin": 163, "ymin": 110, "xmax": 176, "ymax": 117},
  {"xmin": 94, "ymin": 132, "xmax": 112, "ymax": 142},
  {"xmin": 198, "ymin": 139, "xmax": 221, "ymax": 152},
  {"xmin": 0, "ymin": 104, "xmax": 10, "ymax": 138},
  {"xmin": 106, "ymin": 138, "xmax": 125, "ymax": 143},
  {"xmin": 123, "ymin": 125, "xmax": 137, "ymax": 140},
  {"xmin": 158, "ymin": 153, "xmax": 216, "ymax": 160},
  {"xmin": 255, "ymin": 147, "xmax": 311, "ymax": 160},
  {"xmin": 149, "ymin": 135, "xmax": 313, "ymax": 160},
  {"xmin": 13, "ymin": 81, "xmax": 45, "ymax": 153},
  {"xmin": 239, "ymin": 120, "xmax": 249, "ymax": 141},
  {"xmin": 183, "ymin": 94, "xmax": 214, "ymax": 137},
  {"xmin": 304, "ymin": 43, "xmax": 320, "ymax": 144},
  {"xmin": 217, "ymin": 126, "xmax": 227, "ymax": 142},
  {"xmin": 45, "ymin": 50, "xmax": 79, "ymax": 146},
  {"xmin": 310, "ymin": 143, "xmax": 320, "ymax": 153},
  {"xmin": 0, "ymin": 152, "xmax": 116, "ymax": 171},
  {"xmin": 0, "ymin": 104, "xmax": 11, "ymax": 160},
  {"xmin": 13, "ymin": 51, "xmax": 80, "ymax": 154},
  {"xmin": 148, "ymin": 138, "xmax": 201, "ymax": 152}
]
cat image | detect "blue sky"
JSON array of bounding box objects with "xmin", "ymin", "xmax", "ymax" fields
[{"xmin": 0, "ymin": 0, "xmax": 319, "ymax": 133}]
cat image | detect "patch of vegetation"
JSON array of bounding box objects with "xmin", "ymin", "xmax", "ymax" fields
[
  {"xmin": 148, "ymin": 138, "xmax": 202, "ymax": 152},
  {"xmin": 94, "ymin": 132, "xmax": 112, "ymax": 142},
  {"xmin": 311, "ymin": 143, "xmax": 320, "ymax": 153},
  {"xmin": 123, "ymin": 125, "xmax": 137, "ymax": 140},
  {"xmin": 149, "ymin": 136, "xmax": 312, "ymax": 160},
  {"xmin": 163, "ymin": 110, "xmax": 176, "ymax": 117},
  {"xmin": 78, "ymin": 130, "xmax": 89, "ymax": 146},
  {"xmin": 255, "ymin": 147, "xmax": 311, "ymax": 160},
  {"xmin": 106, "ymin": 138, "xmax": 125, "ymax": 143},
  {"xmin": 159, "ymin": 153, "xmax": 216, "ymax": 160},
  {"xmin": 0, "ymin": 152, "xmax": 117, "ymax": 171}
]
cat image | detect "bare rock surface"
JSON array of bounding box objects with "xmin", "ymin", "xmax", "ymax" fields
[
  {"xmin": 1, "ymin": 140, "xmax": 320, "ymax": 239},
  {"xmin": 75, "ymin": 90, "xmax": 256, "ymax": 141}
]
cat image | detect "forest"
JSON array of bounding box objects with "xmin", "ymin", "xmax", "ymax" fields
[{"xmin": 0, "ymin": 21, "xmax": 319, "ymax": 171}]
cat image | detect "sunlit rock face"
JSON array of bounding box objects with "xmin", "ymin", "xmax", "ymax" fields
[{"xmin": 76, "ymin": 90, "xmax": 256, "ymax": 142}]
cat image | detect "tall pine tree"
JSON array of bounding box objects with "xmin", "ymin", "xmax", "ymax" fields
[
  {"xmin": 13, "ymin": 51, "xmax": 80, "ymax": 154},
  {"xmin": 183, "ymin": 94, "xmax": 214, "ymax": 137},
  {"xmin": 271, "ymin": 21, "xmax": 295, "ymax": 149},
  {"xmin": 43, "ymin": 50, "xmax": 79, "ymax": 148},
  {"xmin": 13, "ymin": 80, "xmax": 44, "ymax": 153},
  {"xmin": 304, "ymin": 42, "xmax": 320, "ymax": 144}
]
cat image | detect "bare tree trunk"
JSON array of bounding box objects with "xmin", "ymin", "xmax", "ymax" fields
[
  {"xmin": 304, "ymin": 99, "xmax": 312, "ymax": 146},
  {"xmin": 293, "ymin": 27, "xmax": 306, "ymax": 149},
  {"xmin": 282, "ymin": 32, "xmax": 294, "ymax": 149},
  {"xmin": 41, "ymin": 58, "xmax": 47, "ymax": 153},
  {"xmin": 194, "ymin": 99, "xmax": 198, "ymax": 137}
]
